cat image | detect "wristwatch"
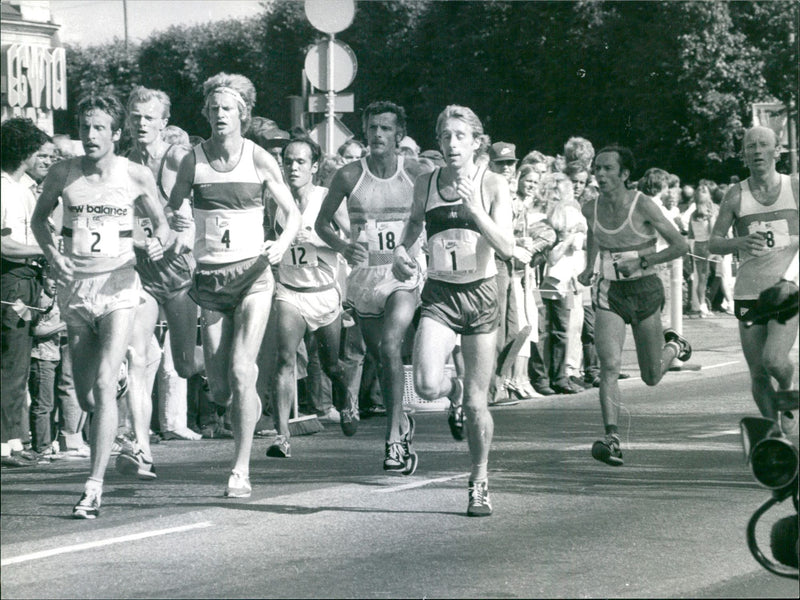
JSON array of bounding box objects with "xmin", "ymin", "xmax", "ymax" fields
[{"xmin": 640, "ymin": 256, "xmax": 650, "ymax": 270}]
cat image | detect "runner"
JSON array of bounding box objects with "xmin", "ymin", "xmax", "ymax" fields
[
  {"xmin": 393, "ymin": 105, "xmax": 515, "ymax": 516},
  {"xmin": 268, "ymin": 136, "xmax": 353, "ymax": 458},
  {"xmin": 168, "ymin": 73, "xmax": 301, "ymax": 498},
  {"xmin": 708, "ymin": 126, "xmax": 798, "ymax": 430},
  {"xmin": 316, "ymin": 101, "xmax": 427, "ymax": 474},
  {"xmin": 577, "ymin": 145, "xmax": 691, "ymax": 467},
  {"xmin": 31, "ymin": 93, "xmax": 169, "ymax": 518},
  {"xmin": 116, "ymin": 87, "xmax": 203, "ymax": 482}
]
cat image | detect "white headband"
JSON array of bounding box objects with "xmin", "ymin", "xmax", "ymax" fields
[{"xmin": 207, "ymin": 86, "xmax": 247, "ymax": 110}]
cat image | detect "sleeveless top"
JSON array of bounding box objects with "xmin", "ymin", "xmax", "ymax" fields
[
  {"xmin": 592, "ymin": 192, "xmax": 658, "ymax": 281},
  {"xmin": 276, "ymin": 186, "xmax": 338, "ymax": 290},
  {"xmin": 347, "ymin": 155, "xmax": 418, "ymax": 267},
  {"xmin": 192, "ymin": 139, "xmax": 265, "ymax": 265},
  {"xmin": 60, "ymin": 156, "xmax": 136, "ymax": 275},
  {"xmin": 424, "ymin": 166, "xmax": 497, "ymax": 284},
  {"xmin": 734, "ymin": 174, "xmax": 798, "ymax": 299},
  {"xmin": 129, "ymin": 145, "xmax": 171, "ymax": 247}
]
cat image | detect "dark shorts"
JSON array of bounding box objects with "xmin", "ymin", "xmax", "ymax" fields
[
  {"xmin": 733, "ymin": 299, "xmax": 758, "ymax": 323},
  {"xmin": 135, "ymin": 249, "xmax": 195, "ymax": 305},
  {"xmin": 190, "ymin": 255, "xmax": 273, "ymax": 314},
  {"xmin": 420, "ymin": 276, "xmax": 499, "ymax": 335},
  {"xmin": 593, "ymin": 274, "xmax": 664, "ymax": 325}
]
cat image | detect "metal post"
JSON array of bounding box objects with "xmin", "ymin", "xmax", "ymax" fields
[
  {"xmin": 670, "ymin": 257, "xmax": 683, "ymax": 336},
  {"xmin": 122, "ymin": 0, "xmax": 129, "ymax": 55},
  {"xmin": 326, "ymin": 34, "xmax": 336, "ymax": 156}
]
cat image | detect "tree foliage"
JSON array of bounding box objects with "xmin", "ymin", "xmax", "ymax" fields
[{"xmin": 56, "ymin": 0, "xmax": 796, "ymax": 182}]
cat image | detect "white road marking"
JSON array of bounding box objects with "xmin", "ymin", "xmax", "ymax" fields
[
  {"xmin": 564, "ymin": 442, "xmax": 741, "ymax": 451},
  {"xmin": 1, "ymin": 521, "xmax": 213, "ymax": 567},
  {"xmin": 619, "ymin": 359, "xmax": 742, "ymax": 383},
  {"xmin": 373, "ymin": 472, "xmax": 469, "ymax": 493},
  {"xmin": 689, "ymin": 429, "xmax": 741, "ymax": 438},
  {"xmin": 699, "ymin": 360, "xmax": 740, "ymax": 370}
]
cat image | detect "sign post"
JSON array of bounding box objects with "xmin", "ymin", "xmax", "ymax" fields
[{"xmin": 304, "ymin": 0, "xmax": 356, "ymax": 155}]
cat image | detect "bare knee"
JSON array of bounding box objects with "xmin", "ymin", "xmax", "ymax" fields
[
  {"xmin": 414, "ymin": 376, "xmax": 441, "ymax": 402},
  {"xmin": 230, "ymin": 361, "xmax": 257, "ymax": 392}
]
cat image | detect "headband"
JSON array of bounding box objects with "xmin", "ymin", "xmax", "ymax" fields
[{"xmin": 206, "ymin": 86, "xmax": 247, "ymax": 110}]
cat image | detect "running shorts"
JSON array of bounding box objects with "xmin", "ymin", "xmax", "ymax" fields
[
  {"xmin": 190, "ymin": 255, "xmax": 273, "ymax": 314},
  {"xmin": 420, "ymin": 276, "xmax": 499, "ymax": 335},
  {"xmin": 57, "ymin": 267, "xmax": 141, "ymax": 330},
  {"xmin": 135, "ymin": 248, "xmax": 194, "ymax": 305},
  {"xmin": 733, "ymin": 299, "xmax": 758, "ymax": 323},
  {"xmin": 275, "ymin": 283, "xmax": 341, "ymax": 332},
  {"xmin": 593, "ymin": 273, "xmax": 664, "ymax": 325},
  {"xmin": 346, "ymin": 264, "xmax": 422, "ymax": 320}
]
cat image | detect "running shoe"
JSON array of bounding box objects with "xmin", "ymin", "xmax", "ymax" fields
[
  {"xmin": 110, "ymin": 433, "xmax": 136, "ymax": 456},
  {"xmin": 161, "ymin": 428, "xmax": 202, "ymax": 441},
  {"xmin": 266, "ymin": 435, "xmax": 291, "ymax": 458},
  {"xmin": 224, "ymin": 470, "xmax": 251, "ymax": 498},
  {"xmin": 63, "ymin": 444, "xmax": 91, "ymax": 460},
  {"xmin": 663, "ymin": 328, "xmax": 692, "ymax": 362},
  {"xmin": 383, "ymin": 442, "xmax": 407, "ymax": 472},
  {"xmin": 467, "ymin": 480, "xmax": 493, "ymax": 517},
  {"xmin": 72, "ymin": 488, "xmax": 101, "ymax": 519},
  {"xmin": 591, "ymin": 434, "xmax": 624, "ymax": 466},
  {"xmin": 447, "ymin": 403, "xmax": 466, "ymax": 441},
  {"xmin": 339, "ymin": 406, "xmax": 359, "ymax": 437},
  {"xmin": 115, "ymin": 448, "xmax": 157, "ymax": 480}
]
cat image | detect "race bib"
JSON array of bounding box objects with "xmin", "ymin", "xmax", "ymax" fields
[
  {"xmin": 430, "ymin": 238, "xmax": 477, "ymax": 274},
  {"xmin": 72, "ymin": 219, "xmax": 120, "ymax": 258},
  {"xmin": 601, "ymin": 249, "xmax": 642, "ymax": 281},
  {"xmin": 748, "ymin": 219, "xmax": 791, "ymax": 250},
  {"xmin": 133, "ymin": 217, "xmax": 153, "ymax": 244},
  {"xmin": 366, "ymin": 219, "xmax": 403, "ymax": 254},
  {"xmin": 281, "ymin": 243, "xmax": 318, "ymax": 269},
  {"xmin": 205, "ymin": 214, "xmax": 262, "ymax": 254}
]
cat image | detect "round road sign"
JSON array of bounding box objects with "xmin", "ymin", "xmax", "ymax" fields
[
  {"xmin": 304, "ymin": 0, "xmax": 355, "ymax": 34},
  {"xmin": 304, "ymin": 39, "xmax": 358, "ymax": 93}
]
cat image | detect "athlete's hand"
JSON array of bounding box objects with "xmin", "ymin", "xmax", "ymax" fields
[
  {"xmin": 392, "ymin": 246, "xmax": 416, "ymax": 281},
  {"xmin": 577, "ymin": 268, "xmax": 594, "ymax": 287},
  {"xmin": 145, "ymin": 237, "xmax": 164, "ymax": 261},
  {"xmin": 170, "ymin": 212, "xmax": 193, "ymax": 232},
  {"xmin": 342, "ymin": 242, "xmax": 368, "ymax": 266},
  {"xmin": 48, "ymin": 253, "xmax": 75, "ymax": 282},
  {"xmin": 614, "ymin": 256, "xmax": 641, "ymax": 278},
  {"xmin": 457, "ymin": 177, "xmax": 481, "ymax": 214},
  {"xmin": 166, "ymin": 228, "xmax": 193, "ymax": 255},
  {"xmin": 742, "ymin": 232, "xmax": 769, "ymax": 256},
  {"xmin": 512, "ymin": 245, "xmax": 533, "ymax": 265},
  {"xmin": 294, "ymin": 227, "xmax": 314, "ymax": 244},
  {"xmin": 262, "ymin": 240, "xmax": 286, "ymax": 265}
]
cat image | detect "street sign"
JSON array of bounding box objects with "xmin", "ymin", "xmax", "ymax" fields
[
  {"xmin": 304, "ymin": 0, "xmax": 355, "ymax": 34},
  {"xmin": 309, "ymin": 117, "xmax": 353, "ymax": 154},
  {"xmin": 308, "ymin": 92, "xmax": 354, "ymax": 114},
  {"xmin": 304, "ymin": 39, "xmax": 357, "ymax": 93}
]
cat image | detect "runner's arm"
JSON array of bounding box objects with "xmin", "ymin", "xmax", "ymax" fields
[
  {"xmin": 130, "ymin": 162, "xmax": 169, "ymax": 260},
  {"xmin": 392, "ymin": 173, "xmax": 428, "ymax": 280},
  {"xmin": 577, "ymin": 200, "xmax": 597, "ymax": 285},
  {"xmin": 641, "ymin": 196, "xmax": 688, "ymax": 266},
  {"xmin": 30, "ymin": 161, "xmax": 72, "ymax": 278},
  {"xmin": 466, "ymin": 171, "xmax": 514, "ymax": 260},
  {"xmin": 256, "ymin": 147, "xmax": 300, "ymax": 265},
  {"xmin": 315, "ymin": 164, "xmax": 367, "ymax": 265}
]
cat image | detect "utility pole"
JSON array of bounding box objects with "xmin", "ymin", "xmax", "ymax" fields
[{"xmin": 123, "ymin": 0, "xmax": 129, "ymax": 55}]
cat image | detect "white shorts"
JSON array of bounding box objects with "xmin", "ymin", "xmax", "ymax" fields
[
  {"xmin": 57, "ymin": 268, "xmax": 141, "ymax": 330},
  {"xmin": 346, "ymin": 264, "xmax": 422, "ymax": 320},
  {"xmin": 275, "ymin": 283, "xmax": 341, "ymax": 332}
]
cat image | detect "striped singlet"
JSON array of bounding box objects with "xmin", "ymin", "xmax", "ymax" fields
[{"xmin": 592, "ymin": 192, "xmax": 657, "ymax": 282}]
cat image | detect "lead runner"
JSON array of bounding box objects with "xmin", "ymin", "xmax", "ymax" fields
[{"xmin": 393, "ymin": 105, "xmax": 515, "ymax": 516}]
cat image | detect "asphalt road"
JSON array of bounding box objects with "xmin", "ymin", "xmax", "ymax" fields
[{"xmin": 2, "ymin": 314, "xmax": 798, "ymax": 599}]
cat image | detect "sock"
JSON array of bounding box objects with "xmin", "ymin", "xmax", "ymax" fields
[
  {"xmin": 85, "ymin": 477, "xmax": 103, "ymax": 493},
  {"xmin": 605, "ymin": 424, "xmax": 619, "ymax": 436},
  {"xmin": 8, "ymin": 438, "xmax": 23, "ymax": 452},
  {"xmin": 470, "ymin": 462, "xmax": 488, "ymax": 483}
]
